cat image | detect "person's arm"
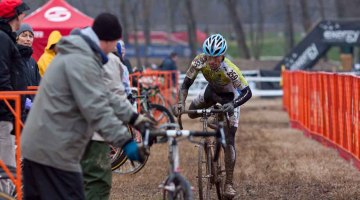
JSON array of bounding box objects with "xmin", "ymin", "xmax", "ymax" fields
[
  {"xmin": 0, "ymin": 36, "xmax": 13, "ymax": 91},
  {"xmin": 226, "ymin": 58, "xmax": 252, "ymax": 107},
  {"xmin": 65, "ymin": 57, "xmax": 134, "ymax": 147},
  {"xmin": 234, "ymin": 86, "xmax": 252, "ymax": 107},
  {"xmin": 32, "ymin": 58, "xmax": 41, "ymax": 86},
  {"xmin": 178, "ymin": 55, "xmax": 202, "ymax": 105},
  {"xmin": 102, "ymin": 55, "xmax": 135, "ymax": 120}
]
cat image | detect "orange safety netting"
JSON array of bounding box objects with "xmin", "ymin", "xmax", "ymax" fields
[
  {"xmin": 282, "ymin": 70, "xmax": 360, "ymax": 169},
  {"xmin": 129, "ymin": 70, "xmax": 179, "ymax": 107}
]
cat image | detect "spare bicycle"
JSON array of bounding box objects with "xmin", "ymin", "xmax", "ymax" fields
[{"xmin": 110, "ymin": 88, "xmax": 175, "ymax": 174}]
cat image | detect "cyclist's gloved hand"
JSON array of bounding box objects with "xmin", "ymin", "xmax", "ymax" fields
[
  {"xmin": 122, "ymin": 140, "xmax": 149, "ymax": 163},
  {"xmin": 223, "ymin": 102, "xmax": 234, "ymax": 115},
  {"xmin": 173, "ymin": 102, "xmax": 185, "ymax": 117},
  {"xmin": 134, "ymin": 114, "xmax": 157, "ymax": 133}
]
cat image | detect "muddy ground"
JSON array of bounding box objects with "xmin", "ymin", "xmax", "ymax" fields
[{"xmin": 111, "ymin": 97, "xmax": 360, "ymax": 200}]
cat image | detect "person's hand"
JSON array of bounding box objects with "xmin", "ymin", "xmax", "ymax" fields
[
  {"xmin": 122, "ymin": 140, "xmax": 149, "ymax": 163},
  {"xmin": 133, "ymin": 114, "xmax": 157, "ymax": 132},
  {"xmin": 25, "ymin": 98, "xmax": 32, "ymax": 110},
  {"xmin": 173, "ymin": 102, "xmax": 185, "ymax": 117},
  {"xmin": 127, "ymin": 93, "xmax": 135, "ymax": 104},
  {"xmin": 223, "ymin": 101, "xmax": 234, "ymax": 115}
]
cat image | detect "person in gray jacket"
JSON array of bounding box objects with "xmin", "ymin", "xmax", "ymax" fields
[{"xmin": 21, "ymin": 13, "xmax": 153, "ymax": 200}]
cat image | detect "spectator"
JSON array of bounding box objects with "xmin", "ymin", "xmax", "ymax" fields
[
  {"xmin": 15, "ymin": 23, "xmax": 40, "ymax": 112},
  {"xmin": 159, "ymin": 52, "xmax": 178, "ymax": 86},
  {"xmin": 21, "ymin": 13, "xmax": 153, "ymax": 199},
  {"xmin": 37, "ymin": 30, "xmax": 62, "ymax": 76},
  {"xmin": 80, "ymin": 41, "xmax": 136, "ymax": 200},
  {"xmin": 116, "ymin": 40, "xmax": 131, "ymax": 96},
  {"xmin": 117, "ymin": 39, "xmax": 133, "ymax": 74},
  {"xmin": 0, "ymin": 0, "xmax": 29, "ymax": 168}
]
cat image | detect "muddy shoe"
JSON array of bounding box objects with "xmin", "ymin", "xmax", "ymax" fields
[{"xmin": 224, "ymin": 183, "xmax": 236, "ymax": 199}]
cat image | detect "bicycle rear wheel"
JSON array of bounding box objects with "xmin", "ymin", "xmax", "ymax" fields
[{"xmin": 163, "ymin": 173, "xmax": 193, "ymax": 200}]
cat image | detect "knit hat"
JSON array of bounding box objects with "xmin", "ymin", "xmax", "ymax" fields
[
  {"xmin": 16, "ymin": 23, "xmax": 33, "ymax": 36},
  {"xmin": 0, "ymin": 0, "xmax": 29, "ymax": 21},
  {"xmin": 92, "ymin": 13, "xmax": 122, "ymax": 41}
]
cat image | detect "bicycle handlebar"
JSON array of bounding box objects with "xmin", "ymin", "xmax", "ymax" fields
[
  {"xmin": 143, "ymin": 123, "xmax": 226, "ymax": 148},
  {"xmin": 177, "ymin": 108, "xmax": 226, "ymax": 130}
]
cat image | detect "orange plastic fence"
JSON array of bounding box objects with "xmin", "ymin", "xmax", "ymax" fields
[
  {"xmin": 0, "ymin": 90, "xmax": 36, "ymax": 200},
  {"xmin": 283, "ymin": 70, "xmax": 360, "ymax": 169},
  {"xmin": 129, "ymin": 70, "xmax": 179, "ymax": 107}
]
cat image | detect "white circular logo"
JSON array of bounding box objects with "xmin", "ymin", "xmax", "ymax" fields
[{"xmin": 44, "ymin": 7, "xmax": 71, "ymax": 22}]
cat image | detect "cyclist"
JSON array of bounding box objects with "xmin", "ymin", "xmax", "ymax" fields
[{"xmin": 176, "ymin": 34, "xmax": 252, "ymax": 198}]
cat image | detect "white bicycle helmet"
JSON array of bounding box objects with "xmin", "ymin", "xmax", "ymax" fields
[{"xmin": 202, "ymin": 34, "xmax": 227, "ymax": 56}]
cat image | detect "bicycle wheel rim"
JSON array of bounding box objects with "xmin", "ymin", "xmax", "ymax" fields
[
  {"xmin": 109, "ymin": 146, "xmax": 128, "ymax": 170},
  {"xmin": 163, "ymin": 173, "xmax": 193, "ymax": 200}
]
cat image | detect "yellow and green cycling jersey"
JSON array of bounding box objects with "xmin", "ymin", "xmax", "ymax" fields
[{"xmin": 185, "ymin": 53, "xmax": 249, "ymax": 94}]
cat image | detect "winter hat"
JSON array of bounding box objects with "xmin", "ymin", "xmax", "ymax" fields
[
  {"xmin": 0, "ymin": 0, "xmax": 29, "ymax": 21},
  {"xmin": 16, "ymin": 23, "xmax": 33, "ymax": 36},
  {"xmin": 92, "ymin": 13, "xmax": 122, "ymax": 41}
]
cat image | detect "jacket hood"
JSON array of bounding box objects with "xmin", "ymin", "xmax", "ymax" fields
[
  {"xmin": 56, "ymin": 35, "xmax": 94, "ymax": 56},
  {"xmin": 45, "ymin": 30, "xmax": 62, "ymax": 51}
]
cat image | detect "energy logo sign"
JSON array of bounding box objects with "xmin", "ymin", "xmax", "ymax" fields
[{"xmin": 44, "ymin": 6, "xmax": 71, "ymax": 22}]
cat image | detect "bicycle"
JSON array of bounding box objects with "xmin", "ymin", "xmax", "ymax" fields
[
  {"xmin": 142, "ymin": 123, "xmax": 226, "ymax": 200},
  {"xmin": 178, "ymin": 106, "xmax": 230, "ymax": 200},
  {"xmin": 111, "ymin": 88, "xmax": 175, "ymax": 174}
]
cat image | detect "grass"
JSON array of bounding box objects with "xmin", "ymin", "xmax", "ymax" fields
[{"xmin": 226, "ymin": 32, "xmax": 340, "ymax": 61}]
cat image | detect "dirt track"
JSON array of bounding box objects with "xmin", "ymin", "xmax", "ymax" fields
[{"xmin": 111, "ymin": 98, "xmax": 360, "ymax": 200}]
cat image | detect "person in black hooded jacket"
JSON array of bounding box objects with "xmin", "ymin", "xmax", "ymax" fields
[
  {"xmin": 0, "ymin": 0, "xmax": 29, "ymax": 169},
  {"xmin": 16, "ymin": 23, "xmax": 41, "ymax": 112}
]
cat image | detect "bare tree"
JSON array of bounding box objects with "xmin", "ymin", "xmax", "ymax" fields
[
  {"xmin": 223, "ymin": 0, "xmax": 250, "ymax": 59},
  {"xmin": 103, "ymin": 0, "xmax": 110, "ymax": 12},
  {"xmin": 129, "ymin": 1, "xmax": 142, "ymax": 69},
  {"xmin": 335, "ymin": 0, "xmax": 360, "ymax": 18},
  {"xmin": 119, "ymin": 0, "xmax": 129, "ymax": 43},
  {"xmin": 78, "ymin": 0, "xmax": 88, "ymax": 14},
  {"xmin": 299, "ymin": 0, "xmax": 312, "ymax": 32},
  {"xmin": 283, "ymin": 0, "xmax": 295, "ymax": 53},
  {"xmin": 142, "ymin": 0, "xmax": 152, "ymax": 68},
  {"xmin": 183, "ymin": 0, "xmax": 198, "ymax": 59},
  {"xmin": 248, "ymin": 0, "xmax": 264, "ymax": 60},
  {"xmin": 166, "ymin": 0, "xmax": 178, "ymax": 33},
  {"xmin": 317, "ymin": 0, "xmax": 325, "ymax": 20}
]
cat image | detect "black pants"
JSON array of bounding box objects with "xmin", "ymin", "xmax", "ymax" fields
[{"xmin": 23, "ymin": 159, "xmax": 85, "ymax": 200}]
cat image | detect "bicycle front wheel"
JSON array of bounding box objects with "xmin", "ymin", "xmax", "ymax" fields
[
  {"xmin": 149, "ymin": 103, "xmax": 175, "ymax": 124},
  {"xmin": 213, "ymin": 142, "xmax": 226, "ymax": 200},
  {"xmin": 197, "ymin": 143, "xmax": 211, "ymax": 200},
  {"xmin": 163, "ymin": 173, "xmax": 193, "ymax": 200}
]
